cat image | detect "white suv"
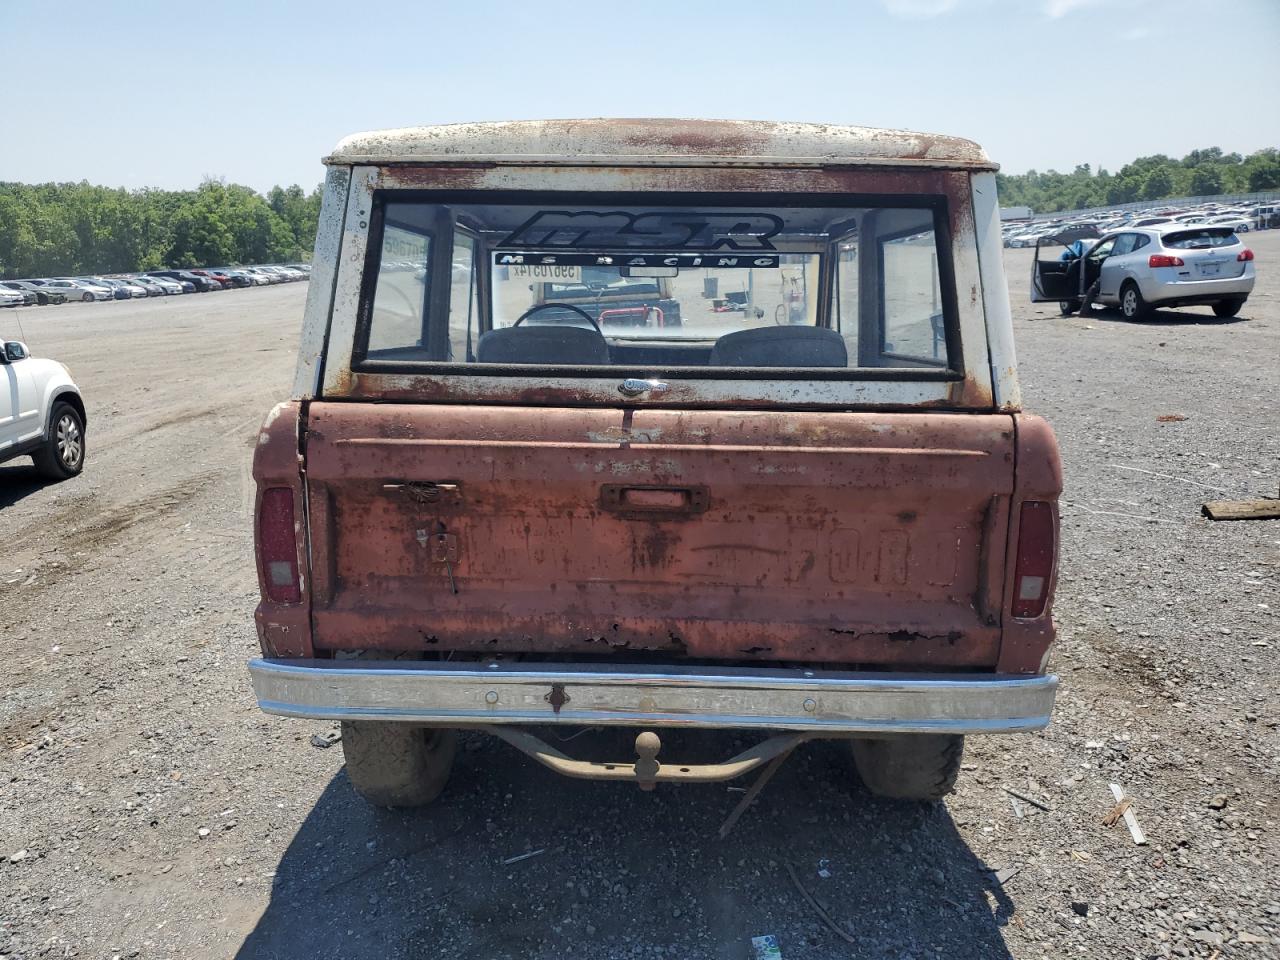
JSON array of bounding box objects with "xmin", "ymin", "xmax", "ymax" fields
[
  {"xmin": 1033, "ymin": 224, "xmax": 1255, "ymax": 319},
  {"xmin": 0, "ymin": 340, "xmax": 87, "ymax": 479}
]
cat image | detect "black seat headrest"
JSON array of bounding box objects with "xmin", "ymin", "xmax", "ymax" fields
[
  {"xmin": 709, "ymin": 326, "xmax": 848, "ymax": 368},
  {"xmin": 476, "ymin": 325, "xmax": 610, "ymax": 365}
]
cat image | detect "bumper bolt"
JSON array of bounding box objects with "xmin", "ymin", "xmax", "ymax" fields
[{"xmin": 802, "ymin": 698, "xmax": 817, "ymax": 713}]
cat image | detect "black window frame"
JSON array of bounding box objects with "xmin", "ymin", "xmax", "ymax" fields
[{"xmin": 351, "ymin": 189, "xmax": 965, "ymax": 384}]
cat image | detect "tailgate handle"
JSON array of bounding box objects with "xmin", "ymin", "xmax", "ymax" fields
[
  {"xmin": 601, "ymin": 484, "xmax": 708, "ymax": 517},
  {"xmin": 383, "ymin": 481, "xmax": 461, "ymax": 505}
]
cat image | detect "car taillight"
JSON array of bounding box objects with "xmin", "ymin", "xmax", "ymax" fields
[
  {"xmin": 1237, "ymin": 248, "xmax": 1254, "ymax": 262},
  {"xmin": 1011, "ymin": 501, "xmax": 1055, "ymax": 620},
  {"xmin": 258, "ymin": 487, "xmax": 301, "ymax": 603},
  {"xmin": 1148, "ymin": 254, "xmax": 1184, "ymax": 268}
]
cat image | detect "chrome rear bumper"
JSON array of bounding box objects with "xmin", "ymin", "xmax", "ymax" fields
[{"xmin": 249, "ymin": 659, "xmax": 1057, "ymax": 735}]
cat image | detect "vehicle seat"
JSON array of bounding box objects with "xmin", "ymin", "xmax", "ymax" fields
[
  {"xmin": 476, "ymin": 325, "xmax": 610, "ymax": 364},
  {"xmin": 709, "ymin": 326, "xmax": 848, "ymax": 368}
]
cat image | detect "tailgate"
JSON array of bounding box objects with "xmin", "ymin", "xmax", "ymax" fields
[{"xmin": 303, "ymin": 404, "xmax": 1014, "ymax": 668}]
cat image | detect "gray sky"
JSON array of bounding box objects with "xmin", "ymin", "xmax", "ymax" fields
[{"xmin": 2, "ymin": 0, "xmax": 1276, "ymax": 193}]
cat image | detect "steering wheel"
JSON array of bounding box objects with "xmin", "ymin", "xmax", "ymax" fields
[{"xmin": 513, "ymin": 302, "xmax": 604, "ymax": 335}]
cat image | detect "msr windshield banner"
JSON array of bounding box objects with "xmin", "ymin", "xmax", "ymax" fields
[
  {"xmin": 493, "ymin": 253, "xmax": 780, "ymax": 268},
  {"xmin": 499, "ymin": 211, "xmax": 784, "ymax": 251}
]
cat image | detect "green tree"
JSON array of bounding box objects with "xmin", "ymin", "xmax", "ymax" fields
[
  {"xmin": 1106, "ymin": 176, "xmax": 1141, "ymax": 204},
  {"xmin": 166, "ymin": 184, "xmax": 236, "ymax": 266},
  {"xmin": 1244, "ymin": 150, "xmax": 1280, "ymax": 191},
  {"xmin": 1141, "ymin": 166, "xmax": 1175, "ymax": 200},
  {"xmin": 1189, "ymin": 165, "xmax": 1224, "ymax": 196}
]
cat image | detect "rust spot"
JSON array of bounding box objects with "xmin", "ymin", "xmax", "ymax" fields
[
  {"xmin": 885, "ymin": 629, "xmax": 963, "ymax": 644},
  {"xmin": 632, "ymin": 525, "xmax": 680, "ymax": 569},
  {"xmin": 381, "ymin": 164, "xmax": 495, "ymax": 190},
  {"xmin": 609, "ymin": 118, "xmax": 765, "ymax": 156}
]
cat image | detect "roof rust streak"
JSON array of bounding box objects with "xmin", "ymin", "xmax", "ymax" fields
[{"xmin": 324, "ymin": 119, "xmax": 997, "ymax": 171}]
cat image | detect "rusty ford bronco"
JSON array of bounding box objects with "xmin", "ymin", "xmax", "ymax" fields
[{"xmin": 248, "ymin": 119, "xmax": 1062, "ymax": 806}]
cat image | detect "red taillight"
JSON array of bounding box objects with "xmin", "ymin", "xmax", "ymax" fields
[
  {"xmin": 1148, "ymin": 254, "xmax": 1184, "ymax": 268},
  {"xmin": 1011, "ymin": 501, "xmax": 1055, "ymax": 620},
  {"xmin": 1237, "ymin": 248, "xmax": 1254, "ymax": 262},
  {"xmin": 259, "ymin": 487, "xmax": 301, "ymax": 603}
]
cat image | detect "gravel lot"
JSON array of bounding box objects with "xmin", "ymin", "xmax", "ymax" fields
[{"xmin": 1, "ymin": 236, "xmax": 1277, "ymax": 960}]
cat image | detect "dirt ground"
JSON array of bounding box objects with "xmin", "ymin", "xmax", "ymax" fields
[{"xmin": 1, "ymin": 234, "xmax": 1277, "ymax": 960}]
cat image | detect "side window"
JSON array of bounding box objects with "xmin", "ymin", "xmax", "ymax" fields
[
  {"xmin": 365, "ymin": 203, "xmax": 435, "ymax": 359},
  {"xmin": 1111, "ymin": 234, "xmax": 1137, "ymax": 256},
  {"xmin": 1088, "ymin": 238, "xmax": 1116, "ymax": 259},
  {"xmin": 447, "ymin": 230, "xmax": 479, "ymax": 362},
  {"xmin": 879, "ymin": 226, "xmax": 946, "ymax": 365}
]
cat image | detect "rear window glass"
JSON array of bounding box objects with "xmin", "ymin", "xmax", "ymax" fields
[
  {"xmin": 357, "ymin": 196, "xmax": 957, "ymax": 376},
  {"xmin": 1163, "ymin": 228, "xmax": 1239, "ymax": 250}
]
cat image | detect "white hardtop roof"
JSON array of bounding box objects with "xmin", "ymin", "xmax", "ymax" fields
[{"xmin": 326, "ymin": 119, "xmax": 996, "ymax": 171}]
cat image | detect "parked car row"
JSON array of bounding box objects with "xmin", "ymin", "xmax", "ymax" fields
[
  {"xmin": 1002, "ymin": 200, "xmax": 1278, "ymax": 249},
  {"xmin": 0, "ymin": 264, "xmax": 310, "ymax": 307}
]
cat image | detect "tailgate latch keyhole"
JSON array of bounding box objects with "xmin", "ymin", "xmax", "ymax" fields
[
  {"xmin": 430, "ymin": 531, "xmax": 459, "ymax": 564},
  {"xmin": 418, "ymin": 525, "xmax": 460, "ymax": 594}
]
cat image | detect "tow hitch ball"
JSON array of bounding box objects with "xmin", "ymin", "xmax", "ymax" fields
[{"xmin": 633, "ymin": 731, "xmax": 661, "ymax": 791}]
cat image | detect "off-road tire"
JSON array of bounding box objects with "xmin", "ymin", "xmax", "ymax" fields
[
  {"xmin": 1059, "ymin": 299, "xmax": 1080, "ymax": 316},
  {"xmin": 32, "ymin": 402, "xmax": 86, "ymax": 480},
  {"xmin": 340, "ymin": 722, "xmax": 456, "ymax": 808},
  {"xmin": 1119, "ymin": 281, "xmax": 1150, "ymax": 320},
  {"xmin": 851, "ymin": 734, "xmax": 964, "ymax": 802},
  {"xmin": 1212, "ymin": 299, "xmax": 1244, "ymax": 318}
]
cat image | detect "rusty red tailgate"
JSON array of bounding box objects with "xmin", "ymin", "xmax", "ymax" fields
[{"xmin": 302, "ymin": 404, "xmax": 1015, "ymax": 668}]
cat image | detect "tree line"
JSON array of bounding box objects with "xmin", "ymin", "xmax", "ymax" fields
[
  {"xmin": 0, "ymin": 179, "xmax": 322, "ymax": 279},
  {"xmin": 3, "ymin": 146, "xmax": 1278, "ymax": 278},
  {"xmin": 996, "ymin": 147, "xmax": 1280, "ymax": 215}
]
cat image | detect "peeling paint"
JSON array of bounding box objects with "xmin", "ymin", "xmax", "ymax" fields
[{"xmin": 325, "ymin": 119, "xmax": 997, "ymax": 171}]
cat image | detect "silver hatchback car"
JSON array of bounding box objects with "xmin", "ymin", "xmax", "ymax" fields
[{"xmin": 1032, "ymin": 224, "xmax": 1255, "ymax": 319}]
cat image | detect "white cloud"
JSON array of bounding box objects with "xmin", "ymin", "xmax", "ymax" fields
[
  {"xmin": 1043, "ymin": 0, "xmax": 1106, "ymax": 18},
  {"xmin": 880, "ymin": 0, "xmax": 962, "ymax": 19},
  {"xmin": 1123, "ymin": 25, "xmax": 1152, "ymax": 39}
]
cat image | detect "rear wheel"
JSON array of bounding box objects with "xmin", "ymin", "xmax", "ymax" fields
[
  {"xmin": 1059, "ymin": 299, "xmax": 1080, "ymax": 316},
  {"xmin": 340, "ymin": 722, "xmax": 456, "ymax": 808},
  {"xmin": 1119, "ymin": 281, "xmax": 1149, "ymax": 320},
  {"xmin": 1212, "ymin": 299, "xmax": 1244, "ymax": 318},
  {"xmin": 32, "ymin": 402, "xmax": 86, "ymax": 480},
  {"xmin": 851, "ymin": 734, "xmax": 963, "ymax": 801}
]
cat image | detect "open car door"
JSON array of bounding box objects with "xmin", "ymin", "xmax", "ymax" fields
[{"xmin": 1030, "ymin": 225, "xmax": 1100, "ymax": 306}]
